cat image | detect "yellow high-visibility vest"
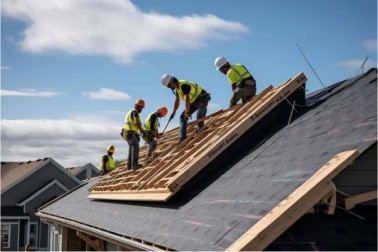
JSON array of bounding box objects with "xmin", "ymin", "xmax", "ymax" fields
[
  {"xmin": 177, "ymin": 80, "xmax": 203, "ymax": 104},
  {"xmin": 124, "ymin": 109, "xmax": 140, "ymax": 132},
  {"xmin": 100, "ymin": 154, "xmax": 114, "ymax": 173},
  {"xmin": 143, "ymin": 112, "xmax": 159, "ymax": 132},
  {"xmin": 227, "ymin": 64, "xmax": 252, "ymax": 85}
]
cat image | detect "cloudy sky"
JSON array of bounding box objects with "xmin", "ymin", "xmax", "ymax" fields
[{"xmin": 1, "ymin": 0, "xmax": 377, "ymax": 168}]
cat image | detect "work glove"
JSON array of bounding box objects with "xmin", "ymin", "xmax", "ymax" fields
[
  {"xmin": 184, "ymin": 112, "xmax": 191, "ymax": 121},
  {"xmin": 169, "ymin": 112, "xmax": 175, "ymax": 120},
  {"xmin": 141, "ymin": 130, "xmax": 147, "ymax": 137}
]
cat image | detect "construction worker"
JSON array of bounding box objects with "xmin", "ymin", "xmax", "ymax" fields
[
  {"xmin": 215, "ymin": 56, "xmax": 256, "ymax": 107},
  {"xmin": 100, "ymin": 145, "xmax": 115, "ymax": 175},
  {"xmin": 142, "ymin": 106, "xmax": 168, "ymax": 159},
  {"xmin": 161, "ymin": 74, "xmax": 211, "ymax": 143},
  {"xmin": 123, "ymin": 99, "xmax": 146, "ymax": 170}
]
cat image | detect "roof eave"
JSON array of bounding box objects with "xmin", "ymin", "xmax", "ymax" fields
[{"xmin": 37, "ymin": 212, "xmax": 167, "ymax": 251}]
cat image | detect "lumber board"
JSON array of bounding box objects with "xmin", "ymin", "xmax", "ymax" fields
[
  {"xmin": 226, "ymin": 149, "xmax": 359, "ymax": 252},
  {"xmin": 344, "ymin": 190, "xmax": 377, "ymax": 209},
  {"xmin": 88, "ymin": 190, "xmax": 172, "ymax": 201},
  {"xmin": 89, "ymin": 72, "xmax": 307, "ymax": 201}
]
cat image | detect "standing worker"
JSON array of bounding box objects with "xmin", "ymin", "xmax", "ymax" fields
[
  {"xmin": 142, "ymin": 106, "xmax": 168, "ymax": 160},
  {"xmin": 215, "ymin": 56, "xmax": 256, "ymax": 107},
  {"xmin": 100, "ymin": 145, "xmax": 115, "ymax": 175},
  {"xmin": 161, "ymin": 74, "xmax": 211, "ymax": 144},
  {"xmin": 123, "ymin": 99, "xmax": 146, "ymax": 170}
]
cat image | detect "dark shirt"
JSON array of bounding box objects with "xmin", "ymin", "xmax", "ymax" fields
[
  {"xmin": 180, "ymin": 83, "xmax": 191, "ymax": 95},
  {"xmin": 101, "ymin": 154, "xmax": 109, "ymax": 174},
  {"xmin": 130, "ymin": 110, "xmax": 139, "ymax": 121},
  {"xmin": 149, "ymin": 113, "xmax": 158, "ymax": 132}
]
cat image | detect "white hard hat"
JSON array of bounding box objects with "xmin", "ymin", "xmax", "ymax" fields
[
  {"xmin": 161, "ymin": 74, "xmax": 174, "ymax": 87},
  {"xmin": 214, "ymin": 56, "xmax": 229, "ymax": 70},
  {"xmin": 107, "ymin": 145, "xmax": 115, "ymax": 153}
]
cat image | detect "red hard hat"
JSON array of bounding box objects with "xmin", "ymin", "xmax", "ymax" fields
[
  {"xmin": 158, "ymin": 107, "xmax": 168, "ymax": 117},
  {"xmin": 135, "ymin": 99, "xmax": 145, "ymax": 108}
]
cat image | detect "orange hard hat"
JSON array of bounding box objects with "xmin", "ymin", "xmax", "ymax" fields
[
  {"xmin": 158, "ymin": 106, "xmax": 168, "ymax": 117},
  {"xmin": 135, "ymin": 99, "xmax": 145, "ymax": 108}
]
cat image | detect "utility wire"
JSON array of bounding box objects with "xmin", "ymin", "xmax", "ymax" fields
[
  {"xmin": 296, "ymin": 43, "xmax": 326, "ymax": 89},
  {"xmin": 355, "ymin": 56, "xmax": 369, "ymax": 75}
]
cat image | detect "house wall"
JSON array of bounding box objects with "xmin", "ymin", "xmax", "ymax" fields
[
  {"xmin": 1, "ymin": 216, "xmax": 51, "ymax": 251},
  {"xmin": 1, "ymin": 221, "xmax": 19, "ymax": 251},
  {"xmin": 334, "ymin": 144, "xmax": 377, "ymax": 199},
  {"xmin": 2, "ymin": 162, "xmax": 79, "ymax": 206},
  {"xmin": 75, "ymin": 170, "xmax": 87, "ymax": 181},
  {"xmin": 38, "ymin": 220, "xmax": 49, "ymax": 250},
  {"xmin": 23, "ymin": 184, "xmax": 67, "ymax": 219}
]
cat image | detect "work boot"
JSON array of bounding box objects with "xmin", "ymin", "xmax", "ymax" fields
[
  {"xmin": 132, "ymin": 164, "xmax": 143, "ymax": 170},
  {"xmin": 195, "ymin": 125, "xmax": 204, "ymax": 134},
  {"xmin": 145, "ymin": 154, "xmax": 154, "ymax": 162},
  {"xmin": 178, "ymin": 137, "xmax": 186, "ymax": 144}
]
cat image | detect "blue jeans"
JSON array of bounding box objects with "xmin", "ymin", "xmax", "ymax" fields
[
  {"xmin": 126, "ymin": 131, "xmax": 140, "ymax": 168},
  {"xmin": 179, "ymin": 97, "xmax": 208, "ymax": 142}
]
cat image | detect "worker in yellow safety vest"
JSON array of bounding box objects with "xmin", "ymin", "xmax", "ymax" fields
[
  {"xmin": 122, "ymin": 99, "xmax": 146, "ymax": 170},
  {"xmin": 161, "ymin": 74, "xmax": 211, "ymax": 144},
  {"xmin": 142, "ymin": 106, "xmax": 168, "ymax": 159},
  {"xmin": 100, "ymin": 145, "xmax": 115, "ymax": 175},
  {"xmin": 215, "ymin": 56, "xmax": 256, "ymax": 107}
]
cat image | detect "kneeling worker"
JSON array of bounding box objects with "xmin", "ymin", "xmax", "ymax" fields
[
  {"xmin": 100, "ymin": 145, "xmax": 115, "ymax": 175},
  {"xmin": 143, "ymin": 106, "xmax": 168, "ymax": 159},
  {"xmin": 215, "ymin": 56, "xmax": 256, "ymax": 107}
]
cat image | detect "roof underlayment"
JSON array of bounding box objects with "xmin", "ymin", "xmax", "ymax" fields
[{"xmin": 37, "ymin": 69, "xmax": 377, "ymax": 251}]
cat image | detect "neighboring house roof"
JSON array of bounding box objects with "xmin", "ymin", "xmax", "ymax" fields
[
  {"xmin": 1, "ymin": 158, "xmax": 49, "ymax": 191},
  {"xmin": 1, "ymin": 157, "xmax": 81, "ymax": 194},
  {"xmin": 66, "ymin": 163, "xmax": 100, "ymax": 176},
  {"xmin": 37, "ymin": 69, "xmax": 377, "ymax": 251}
]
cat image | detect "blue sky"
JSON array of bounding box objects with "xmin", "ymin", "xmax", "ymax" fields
[{"xmin": 1, "ymin": 0, "xmax": 377, "ymax": 168}]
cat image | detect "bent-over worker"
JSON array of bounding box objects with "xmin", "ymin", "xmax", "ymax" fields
[
  {"xmin": 142, "ymin": 106, "xmax": 168, "ymax": 159},
  {"xmin": 161, "ymin": 74, "xmax": 211, "ymax": 144}
]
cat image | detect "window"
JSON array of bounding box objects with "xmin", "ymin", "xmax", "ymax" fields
[
  {"xmin": 29, "ymin": 223, "xmax": 37, "ymax": 248},
  {"xmin": 1, "ymin": 224, "xmax": 11, "ymax": 248}
]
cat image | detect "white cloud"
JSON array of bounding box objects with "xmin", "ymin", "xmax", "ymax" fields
[
  {"xmin": 338, "ymin": 58, "xmax": 377, "ymax": 70},
  {"xmin": 1, "ymin": 65, "xmax": 11, "ymax": 70},
  {"xmin": 83, "ymin": 88, "xmax": 131, "ymax": 100},
  {"xmin": 1, "ymin": 88, "xmax": 62, "ymax": 97},
  {"xmin": 1, "ymin": 117, "xmax": 129, "ymax": 168},
  {"xmin": 363, "ymin": 39, "xmax": 377, "ymax": 52},
  {"xmin": 2, "ymin": 0, "xmax": 248, "ymax": 64}
]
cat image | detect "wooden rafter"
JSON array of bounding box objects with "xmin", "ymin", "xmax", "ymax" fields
[
  {"xmin": 226, "ymin": 150, "xmax": 360, "ymax": 252},
  {"xmin": 89, "ymin": 72, "xmax": 307, "ymax": 202},
  {"xmin": 345, "ymin": 190, "xmax": 377, "ymax": 210}
]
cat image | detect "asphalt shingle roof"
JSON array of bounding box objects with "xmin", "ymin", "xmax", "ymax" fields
[{"xmin": 38, "ymin": 69, "xmax": 377, "ymax": 251}]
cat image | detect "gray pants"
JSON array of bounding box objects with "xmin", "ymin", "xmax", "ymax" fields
[
  {"xmin": 179, "ymin": 95, "xmax": 208, "ymax": 142},
  {"xmin": 229, "ymin": 79, "xmax": 256, "ymax": 107},
  {"xmin": 126, "ymin": 131, "xmax": 140, "ymax": 168},
  {"xmin": 142, "ymin": 132, "xmax": 157, "ymax": 157}
]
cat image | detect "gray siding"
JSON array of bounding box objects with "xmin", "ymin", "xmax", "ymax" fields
[
  {"xmin": 75, "ymin": 170, "xmax": 87, "ymax": 181},
  {"xmin": 39, "ymin": 222, "xmax": 49, "ymax": 249},
  {"xmin": 24, "ymin": 184, "xmax": 67, "ymax": 217},
  {"xmin": 334, "ymin": 144, "xmax": 377, "ymax": 196},
  {"xmin": 1, "ymin": 223, "xmax": 18, "ymax": 251},
  {"xmin": 2, "ymin": 162, "xmax": 79, "ymax": 206}
]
